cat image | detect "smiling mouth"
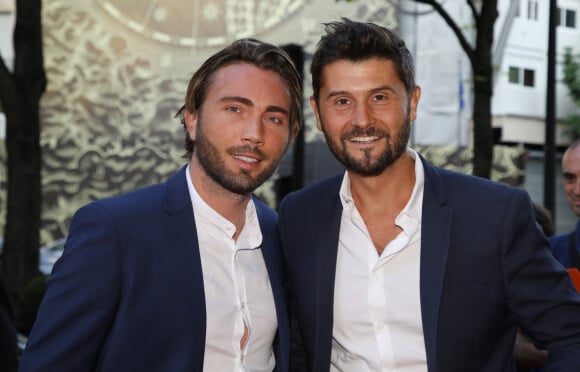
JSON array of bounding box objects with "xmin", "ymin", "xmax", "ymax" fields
[
  {"xmin": 232, "ymin": 155, "xmax": 259, "ymax": 163},
  {"xmin": 350, "ymin": 136, "xmax": 380, "ymax": 143}
]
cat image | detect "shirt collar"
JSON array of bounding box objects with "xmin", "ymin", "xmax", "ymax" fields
[
  {"xmin": 185, "ymin": 165, "xmax": 262, "ymax": 249},
  {"xmin": 339, "ymin": 147, "xmax": 425, "ymax": 232}
]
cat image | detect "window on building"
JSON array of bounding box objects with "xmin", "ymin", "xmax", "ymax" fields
[
  {"xmin": 527, "ymin": 0, "xmax": 539, "ymax": 20},
  {"xmin": 508, "ymin": 66, "xmax": 520, "ymax": 83},
  {"xmin": 523, "ymin": 69, "xmax": 535, "ymax": 87},
  {"xmin": 557, "ymin": 7, "xmax": 577, "ymax": 28},
  {"xmin": 567, "ymin": 10, "xmax": 577, "ymax": 28},
  {"xmin": 508, "ymin": 66, "xmax": 535, "ymax": 87}
]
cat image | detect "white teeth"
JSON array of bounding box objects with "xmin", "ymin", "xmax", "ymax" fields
[
  {"xmin": 233, "ymin": 155, "xmax": 258, "ymax": 163},
  {"xmin": 351, "ymin": 136, "xmax": 378, "ymax": 142}
]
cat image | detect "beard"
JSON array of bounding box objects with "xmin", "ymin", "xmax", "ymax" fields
[
  {"xmin": 322, "ymin": 117, "xmax": 411, "ymax": 177},
  {"xmin": 194, "ymin": 116, "xmax": 282, "ymax": 195}
]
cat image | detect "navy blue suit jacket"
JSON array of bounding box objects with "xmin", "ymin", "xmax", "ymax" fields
[
  {"xmin": 549, "ymin": 219, "xmax": 580, "ymax": 269},
  {"xmin": 279, "ymin": 158, "xmax": 580, "ymax": 372},
  {"xmin": 19, "ymin": 166, "xmax": 289, "ymax": 372}
]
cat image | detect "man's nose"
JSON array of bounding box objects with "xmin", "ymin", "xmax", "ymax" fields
[
  {"xmin": 241, "ymin": 117, "xmax": 265, "ymax": 145},
  {"xmin": 352, "ymin": 103, "xmax": 374, "ymax": 127}
]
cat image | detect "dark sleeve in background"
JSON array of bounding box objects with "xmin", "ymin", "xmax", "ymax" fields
[{"xmin": 0, "ymin": 273, "xmax": 18, "ymax": 372}]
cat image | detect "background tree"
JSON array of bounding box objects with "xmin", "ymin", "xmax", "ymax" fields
[
  {"xmin": 339, "ymin": 0, "xmax": 498, "ymax": 179},
  {"xmin": 0, "ymin": 0, "xmax": 46, "ymax": 309},
  {"xmin": 562, "ymin": 47, "xmax": 580, "ymax": 139},
  {"xmin": 412, "ymin": 0, "xmax": 497, "ymax": 179}
]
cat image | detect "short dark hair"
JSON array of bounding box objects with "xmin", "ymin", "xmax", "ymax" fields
[
  {"xmin": 310, "ymin": 17, "xmax": 415, "ymax": 103},
  {"xmin": 176, "ymin": 38, "xmax": 303, "ymax": 159}
]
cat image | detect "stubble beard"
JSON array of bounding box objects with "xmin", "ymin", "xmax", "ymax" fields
[
  {"xmin": 570, "ymin": 198, "xmax": 580, "ymax": 218},
  {"xmin": 194, "ymin": 117, "xmax": 282, "ymax": 195},
  {"xmin": 322, "ymin": 117, "xmax": 411, "ymax": 177}
]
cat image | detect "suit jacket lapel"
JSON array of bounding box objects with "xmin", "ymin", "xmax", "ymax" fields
[
  {"xmin": 162, "ymin": 166, "xmax": 206, "ymax": 369},
  {"xmin": 310, "ymin": 166, "xmax": 450, "ymax": 371},
  {"xmin": 313, "ymin": 177, "xmax": 343, "ymax": 371},
  {"xmin": 420, "ymin": 159, "xmax": 452, "ymax": 372},
  {"xmin": 255, "ymin": 199, "xmax": 290, "ymax": 372}
]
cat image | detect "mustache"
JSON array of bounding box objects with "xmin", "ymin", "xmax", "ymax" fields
[
  {"xmin": 226, "ymin": 144, "xmax": 269, "ymax": 160},
  {"xmin": 340, "ymin": 126, "xmax": 388, "ymax": 141}
]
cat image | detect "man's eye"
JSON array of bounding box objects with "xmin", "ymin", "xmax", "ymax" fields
[
  {"xmin": 336, "ymin": 98, "xmax": 349, "ymax": 106},
  {"xmin": 226, "ymin": 107, "xmax": 241, "ymax": 113},
  {"xmin": 266, "ymin": 116, "xmax": 282, "ymax": 124},
  {"xmin": 374, "ymin": 94, "xmax": 387, "ymax": 101}
]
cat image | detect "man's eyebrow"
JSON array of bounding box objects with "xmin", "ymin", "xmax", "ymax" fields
[
  {"xmin": 327, "ymin": 90, "xmax": 349, "ymax": 99},
  {"xmin": 219, "ymin": 96, "xmax": 253, "ymax": 106},
  {"xmin": 563, "ymin": 172, "xmax": 576, "ymax": 178},
  {"xmin": 265, "ymin": 105, "xmax": 289, "ymax": 116},
  {"xmin": 219, "ymin": 96, "xmax": 289, "ymax": 116},
  {"xmin": 326, "ymin": 85, "xmax": 397, "ymax": 99}
]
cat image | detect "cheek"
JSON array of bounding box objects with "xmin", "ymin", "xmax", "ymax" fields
[
  {"xmin": 319, "ymin": 111, "xmax": 347, "ymax": 133},
  {"xmin": 261, "ymin": 122, "xmax": 289, "ymax": 145},
  {"xmin": 269, "ymin": 130, "xmax": 290, "ymax": 153}
]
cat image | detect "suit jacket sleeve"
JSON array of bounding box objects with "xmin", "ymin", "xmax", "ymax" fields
[
  {"xmin": 19, "ymin": 202, "xmax": 122, "ymax": 372},
  {"xmin": 503, "ymin": 190, "xmax": 580, "ymax": 371}
]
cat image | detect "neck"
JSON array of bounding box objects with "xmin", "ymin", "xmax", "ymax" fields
[
  {"xmin": 347, "ymin": 153, "xmax": 416, "ymax": 254},
  {"xmin": 189, "ymin": 160, "xmax": 250, "ymax": 237},
  {"xmin": 349, "ymin": 152, "xmax": 416, "ymax": 218}
]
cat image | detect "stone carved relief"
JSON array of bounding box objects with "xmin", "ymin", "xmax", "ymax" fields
[
  {"xmin": 0, "ymin": 0, "xmax": 525, "ymax": 248},
  {"xmin": 0, "ymin": 0, "xmax": 404, "ymax": 245},
  {"xmin": 33, "ymin": 0, "xmax": 400, "ymax": 245},
  {"xmin": 94, "ymin": 0, "xmax": 310, "ymax": 48},
  {"xmin": 39, "ymin": 1, "xmax": 188, "ymax": 243},
  {"xmin": 415, "ymin": 145, "xmax": 526, "ymax": 187}
]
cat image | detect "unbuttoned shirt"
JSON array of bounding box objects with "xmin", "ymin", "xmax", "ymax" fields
[
  {"xmin": 331, "ymin": 148, "xmax": 427, "ymax": 372},
  {"xmin": 186, "ymin": 167, "xmax": 277, "ymax": 372}
]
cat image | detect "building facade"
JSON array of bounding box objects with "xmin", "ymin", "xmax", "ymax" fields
[{"xmin": 493, "ymin": 0, "xmax": 579, "ymax": 146}]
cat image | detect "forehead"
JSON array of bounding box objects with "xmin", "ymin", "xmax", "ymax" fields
[
  {"xmin": 563, "ymin": 146, "xmax": 580, "ymax": 173},
  {"xmin": 209, "ymin": 62, "xmax": 288, "ymax": 94},
  {"xmin": 319, "ymin": 58, "xmax": 404, "ymax": 93}
]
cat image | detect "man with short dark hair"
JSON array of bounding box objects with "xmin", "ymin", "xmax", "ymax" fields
[{"xmin": 279, "ymin": 18, "xmax": 580, "ymax": 371}]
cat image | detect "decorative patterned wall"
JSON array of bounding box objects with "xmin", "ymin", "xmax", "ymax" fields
[
  {"xmin": 0, "ymin": 0, "xmax": 527, "ymax": 246},
  {"xmin": 6, "ymin": 0, "xmax": 398, "ymax": 246},
  {"xmin": 38, "ymin": 1, "xmax": 187, "ymax": 244},
  {"xmin": 5, "ymin": 1, "xmax": 529, "ymax": 247},
  {"xmin": 415, "ymin": 145, "xmax": 526, "ymax": 187}
]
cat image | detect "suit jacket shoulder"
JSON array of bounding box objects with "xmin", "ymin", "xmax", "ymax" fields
[
  {"xmin": 279, "ymin": 173, "xmax": 343, "ymax": 216},
  {"xmin": 19, "ymin": 165, "xmax": 207, "ymax": 372}
]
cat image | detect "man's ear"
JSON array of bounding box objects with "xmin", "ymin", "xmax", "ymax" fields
[
  {"xmin": 309, "ymin": 96, "xmax": 323, "ymax": 131},
  {"xmin": 184, "ymin": 109, "xmax": 198, "ymax": 141},
  {"xmin": 409, "ymin": 86, "xmax": 421, "ymax": 122}
]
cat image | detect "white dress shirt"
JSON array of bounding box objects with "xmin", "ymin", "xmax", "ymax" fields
[
  {"xmin": 331, "ymin": 149, "xmax": 427, "ymax": 372},
  {"xmin": 186, "ymin": 167, "xmax": 277, "ymax": 372}
]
